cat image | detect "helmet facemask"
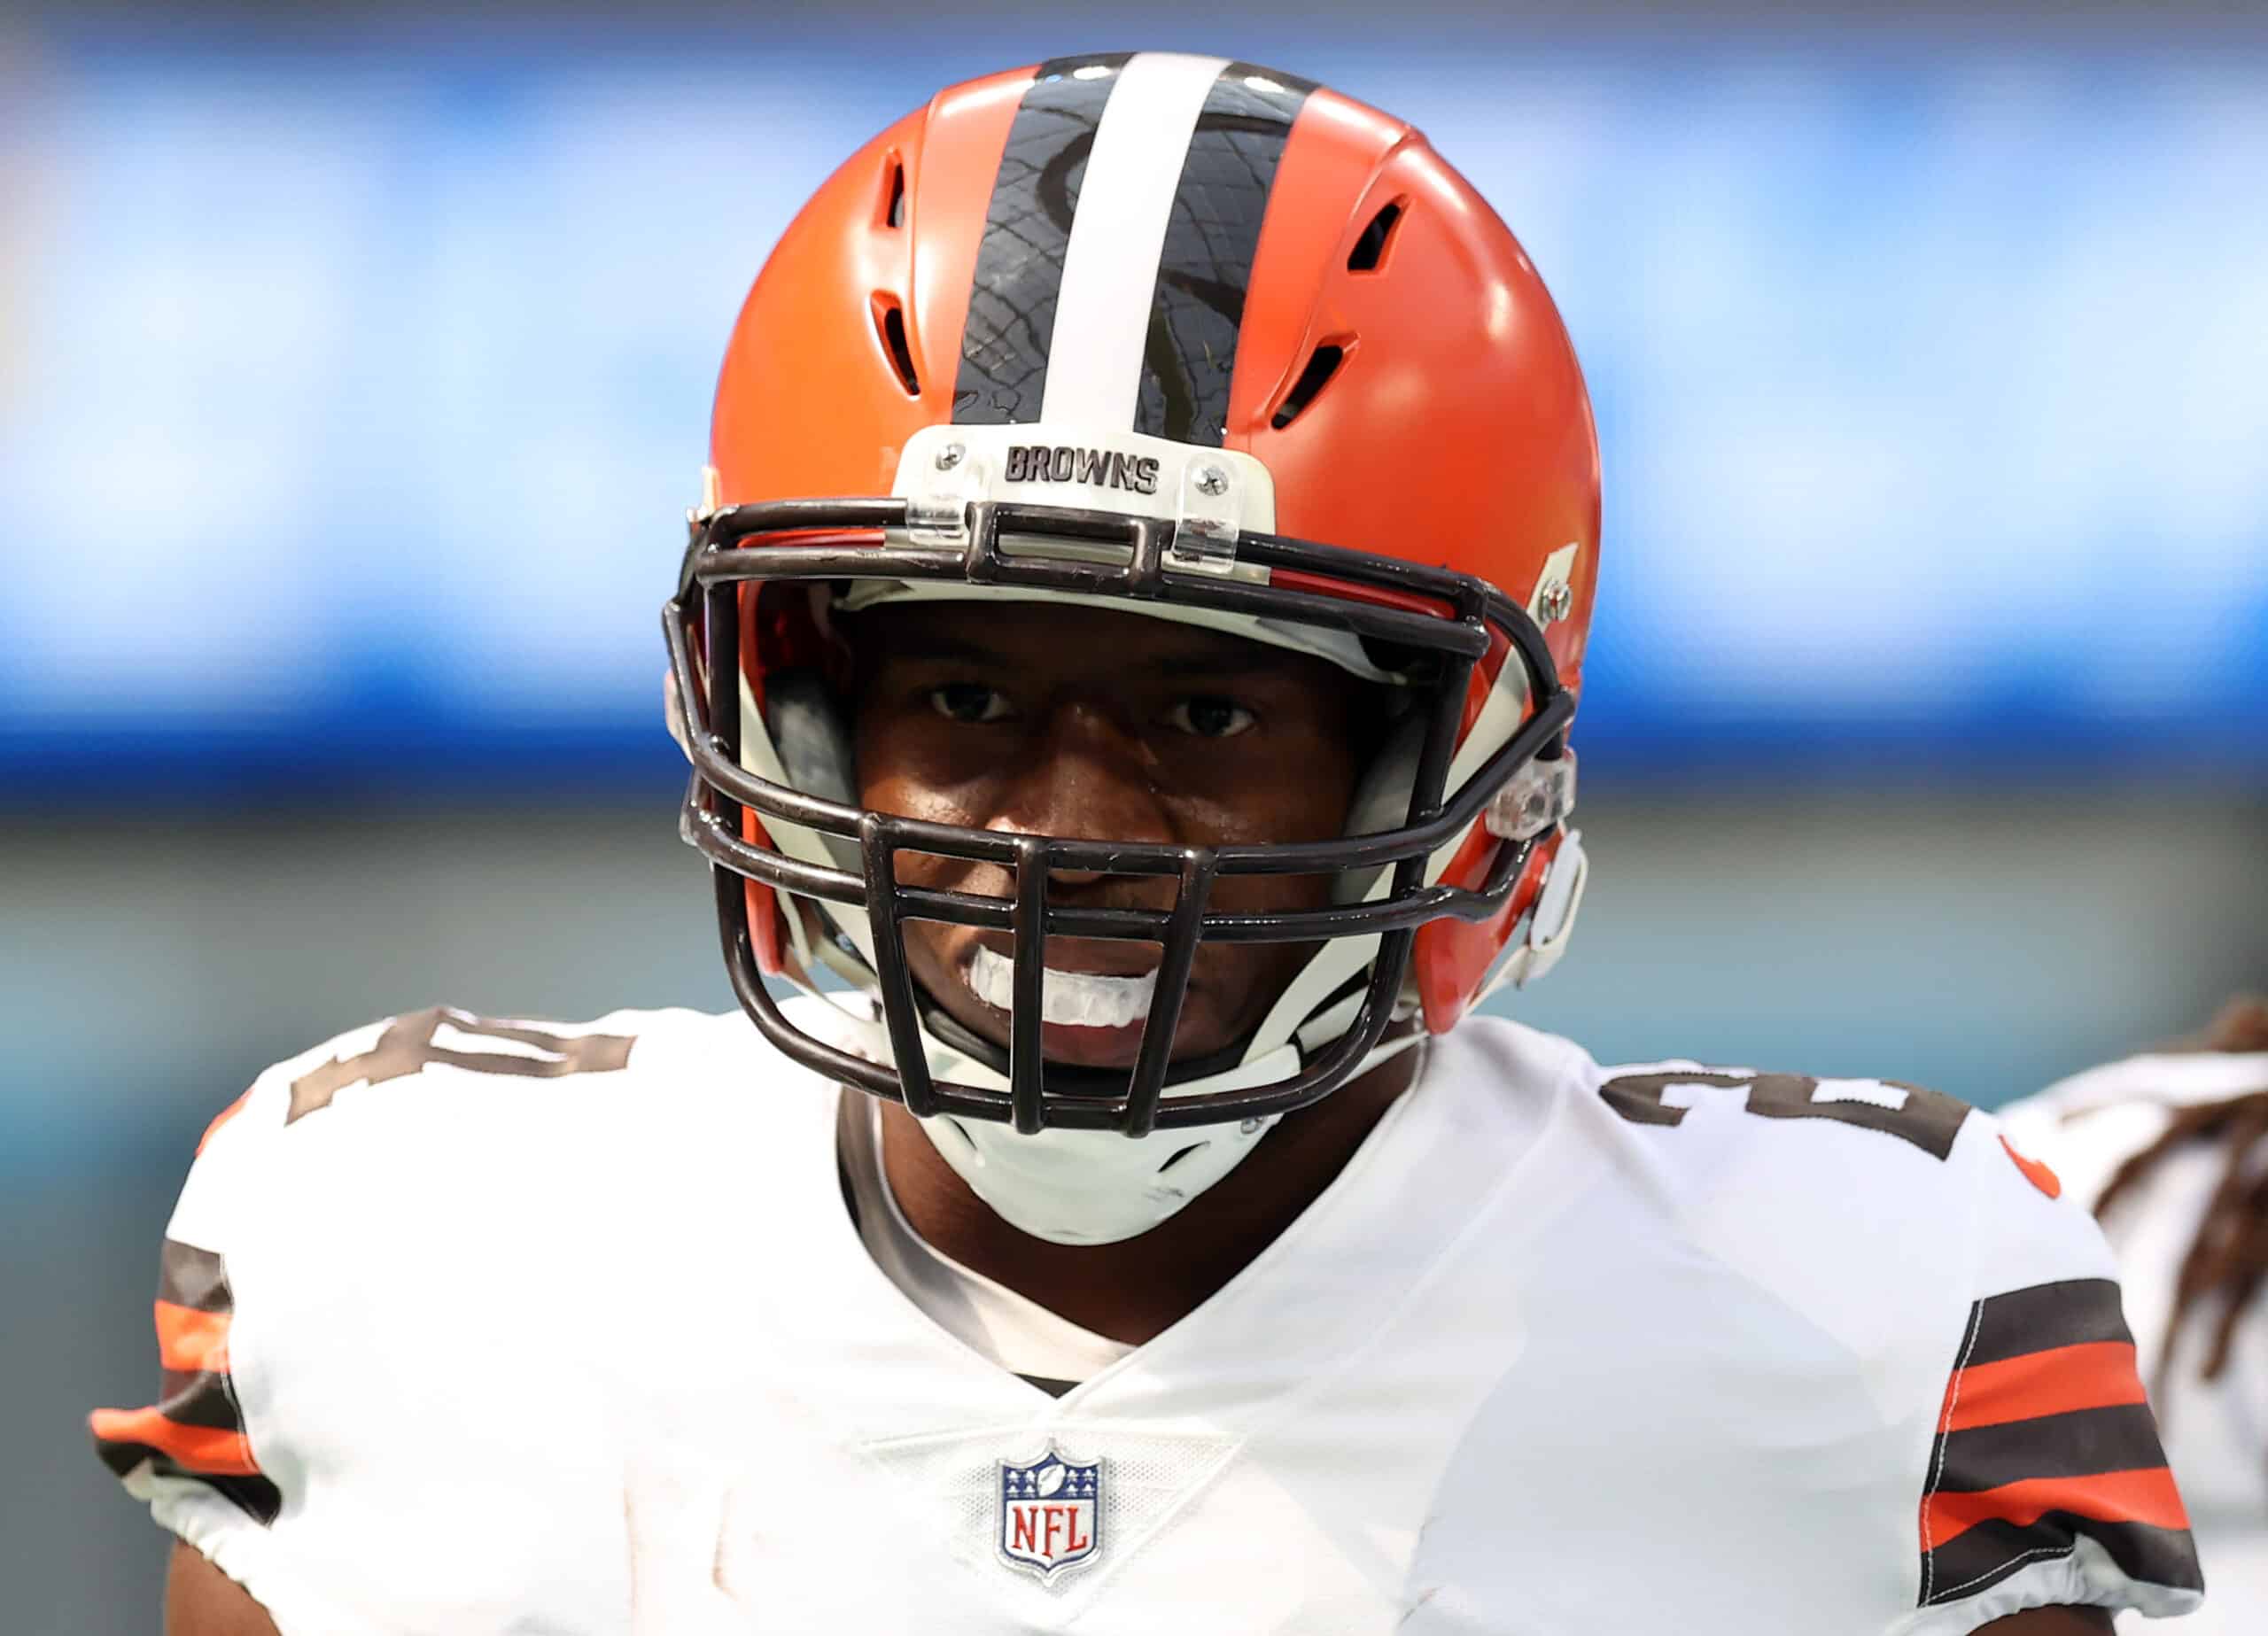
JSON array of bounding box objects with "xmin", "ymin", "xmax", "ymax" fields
[{"xmin": 666, "ymin": 484, "xmax": 1575, "ymax": 1243}]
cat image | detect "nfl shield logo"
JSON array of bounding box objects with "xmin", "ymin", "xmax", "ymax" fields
[{"xmin": 997, "ymin": 1443, "xmax": 1103, "ymax": 1579}]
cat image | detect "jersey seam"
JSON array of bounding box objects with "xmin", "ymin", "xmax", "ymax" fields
[
  {"xmin": 218, "ymin": 1096, "xmax": 287, "ymax": 1516},
  {"xmin": 1929, "ymin": 1542, "xmax": 2077, "ymax": 1604},
  {"xmin": 216, "ymin": 1355, "xmax": 258, "ymax": 1478},
  {"xmin": 1919, "ymin": 1283, "xmax": 1986, "ymax": 1606}
]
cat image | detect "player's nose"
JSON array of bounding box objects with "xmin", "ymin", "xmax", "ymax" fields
[{"xmin": 986, "ymin": 703, "xmax": 1176, "ymax": 892}]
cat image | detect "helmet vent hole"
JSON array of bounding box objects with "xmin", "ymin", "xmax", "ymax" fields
[
  {"xmin": 874, "ymin": 297, "xmax": 920, "ymax": 396},
  {"xmin": 1270, "ymin": 342, "xmax": 1346, "ymax": 430},
  {"xmin": 1347, "ymin": 200, "xmax": 1403, "ymax": 272},
  {"xmin": 885, "ymin": 160, "xmax": 907, "ymax": 229},
  {"xmin": 1157, "ymin": 1142, "xmax": 1208, "ymax": 1175}
]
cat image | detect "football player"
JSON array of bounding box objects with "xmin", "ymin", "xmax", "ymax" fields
[
  {"xmin": 1998, "ymin": 996, "xmax": 2268, "ymax": 1632},
  {"xmin": 99, "ymin": 53, "xmax": 2202, "ymax": 1634}
]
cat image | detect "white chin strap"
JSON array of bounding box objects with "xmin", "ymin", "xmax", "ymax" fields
[
  {"xmin": 927, "ymin": 1120, "xmax": 1270, "ymax": 1246},
  {"xmin": 909, "ymin": 1025, "xmax": 1425, "ymax": 1246}
]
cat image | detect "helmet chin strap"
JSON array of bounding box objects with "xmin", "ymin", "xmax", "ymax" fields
[{"xmin": 908, "ymin": 1020, "xmax": 1429, "ymax": 1246}]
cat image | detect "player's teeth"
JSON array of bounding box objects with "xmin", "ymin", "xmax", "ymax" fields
[{"xmin": 967, "ymin": 945, "xmax": 1158, "ymax": 1028}]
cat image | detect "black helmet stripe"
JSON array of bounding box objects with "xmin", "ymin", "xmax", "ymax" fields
[
  {"xmin": 952, "ymin": 55, "xmax": 1314, "ymax": 440},
  {"xmin": 952, "ymin": 52, "xmax": 1132, "ymax": 425},
  {"xmin": 1136, "ymin": 64, "xmax": 1317, "ymax": 446}
]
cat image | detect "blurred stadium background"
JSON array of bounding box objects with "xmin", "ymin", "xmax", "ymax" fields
[{"xmin": 4, "ymin": 2, "xmax": 2264, "ymax": 1628}]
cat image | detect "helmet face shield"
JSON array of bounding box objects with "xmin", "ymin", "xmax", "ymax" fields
[{"xmin": 665, "ymin": 493, "xmax": 1573, "ymax": 1136}]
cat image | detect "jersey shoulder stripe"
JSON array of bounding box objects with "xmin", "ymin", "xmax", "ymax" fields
[{"xmin": 1917, "ymin": 1276, "xmax": 2200, "ymax": 1607}]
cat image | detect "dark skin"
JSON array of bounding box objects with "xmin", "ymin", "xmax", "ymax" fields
[{"xmin": 164, "ymin": 601, "xmax": 2122, "ymax": 1634}]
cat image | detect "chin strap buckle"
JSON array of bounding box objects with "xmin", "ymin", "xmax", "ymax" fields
[
  {"xmin": 1485, "ymin": 749, "xmax": 1577, "ymax": 842},
  {"xmin": 1517, "ymin": 828, "xmax": 1587, "ymax": 988},
  {"xmin": 1474, "ymin": 826, "xmax": 1589, "ymax": 1001}
]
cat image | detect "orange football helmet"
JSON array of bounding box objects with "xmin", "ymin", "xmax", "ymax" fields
[{"xmin": 669, "ymin": 52, "xmax": 1598, "ymax": 1153}]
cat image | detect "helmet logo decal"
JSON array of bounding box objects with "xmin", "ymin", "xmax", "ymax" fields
[{"xmin": 1003, "ymin": 444, "xmax": 1161, "ymax": 493}]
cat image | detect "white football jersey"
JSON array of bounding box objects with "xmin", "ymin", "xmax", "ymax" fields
[
  {"xmin": 96, "ymin": 1000, "xmax": 2203, "ymax": 1633},
  {"xmin": 2000, "ymin": 1048, "xmax": 2268, "ymax": 1634}
]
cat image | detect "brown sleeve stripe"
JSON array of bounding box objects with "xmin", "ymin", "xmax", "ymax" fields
[
  {"xmin": 156, "ymin": 1368, "xmax": 248, "ymax": 1432},
  {"xmin": 1931, "ymin": 1403, "xmax": 2176, "ymax": 1493},
  {"xmin": 158, "ymin": 1238, "xmax": 233, "ymax": 1314},
  {"xmin": 1923, "ymin": 1516, "xmax": 2202, "ymax": 1606},
  {"xmin": 1917, "ymin": 1279, "xmax": 2199, "ymax": 1607},
  {"xmin": 1962, "ymin": 1277, "xmax": 2131, "ymax": 1368}
]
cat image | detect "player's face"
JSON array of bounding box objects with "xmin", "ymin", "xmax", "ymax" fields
[{"xmin": 849, "ymin": 601, "xmax": 1379, "ymax": 1071}]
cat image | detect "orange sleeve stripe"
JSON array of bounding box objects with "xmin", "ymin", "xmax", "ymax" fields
[
  {"xmin": 88, "ymin": 1405, "xmax": 259, "ymax": 1477},
  {"xmin": 1942, "ymin": 1340, "xmax": 2149, "ymax": 1432},
  {"xmin": 153, "ymin": 1300, "xmax": 231, "ymax": 1376},
  {"xmin": 1924, "ymin": 1463, "xmax": 2189, "ymax": 1550},
  {"xmin": 197, "ymin": 1090, "xmax": 251, "ymax": 1154}
]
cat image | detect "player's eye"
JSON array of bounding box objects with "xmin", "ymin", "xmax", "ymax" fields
[
  {"xmin": 929, "ymin": 683, "xmax": 1014, "ymax": 725},
  {"xmin": 1164, "ymin": 696, "xmax": 1255, "ymax": 739}
]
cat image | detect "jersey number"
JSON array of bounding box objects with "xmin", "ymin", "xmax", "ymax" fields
[
  {"xmin": 287, "ymin": 1007, "xmax": 634, "ymax": 1125},
  {"xmin": 1596, "ymin": 1069, "xmax": 1968, "ymax": 1160}
]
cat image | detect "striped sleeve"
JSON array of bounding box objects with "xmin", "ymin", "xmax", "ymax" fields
[
  {"xmin": 89, "ymin": 1234, "xmax": 281, "ymax": 1525},
  {"xmin": 86, "ymin": 1067, "xmax": 307, "ymax": 1551},
  {"xmin": 1917, "ymin": 1276, "xmax": 2202, "ymax": 1613}
]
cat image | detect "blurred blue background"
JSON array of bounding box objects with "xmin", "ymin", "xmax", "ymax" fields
[
  {"xmin": 6, "ymin": 20, "xmax": 2268, "ymax": 787},
  {"xmin": 3, "ymin": 4, "xmax": 2264, "ymax": 1630}
]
